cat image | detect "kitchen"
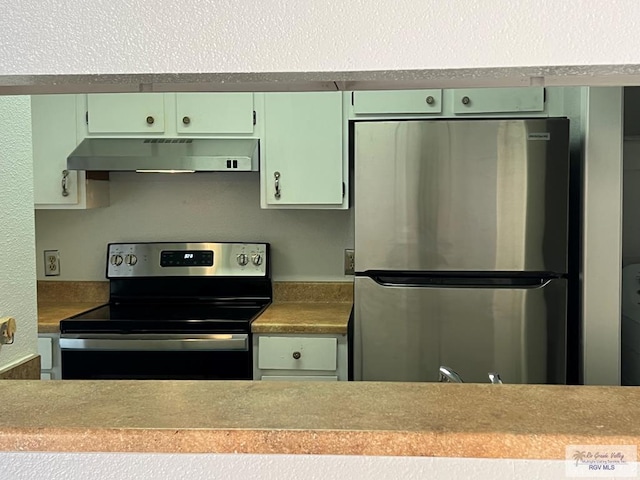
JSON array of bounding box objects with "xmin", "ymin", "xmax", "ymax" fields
[
  {"xmin": 0, "ymin": 84, "xmax": 632, "ymax": 478},
  {"xmin": 31, "ymin": 87, "xmax": 579, "ymax": 383},
  {"xmin": 0, "ymin": 2, "xmax": 636, "ymax": 476}
]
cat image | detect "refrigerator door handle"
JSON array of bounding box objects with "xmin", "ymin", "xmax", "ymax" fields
[{"xmin": 370, "ymin": 275, "xmax": 558, "ymax": 289}]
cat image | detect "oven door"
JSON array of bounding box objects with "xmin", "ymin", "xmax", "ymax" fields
[{"xmin": 59, "ymin": 333, "xmax": 252, "ymax": 380}]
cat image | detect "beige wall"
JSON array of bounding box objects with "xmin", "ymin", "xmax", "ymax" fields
[
  {"xmin": 35, "ymin": 173, "xmax": 354, "ymax": 282},
  {"xmin": 0, "ymin": 96, "xmax": 37, "ymax": 370}
]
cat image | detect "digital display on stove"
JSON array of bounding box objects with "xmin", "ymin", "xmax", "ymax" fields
[{"xmin": 160, "ymin": 250, "xmax": 214, "ymax": 267}]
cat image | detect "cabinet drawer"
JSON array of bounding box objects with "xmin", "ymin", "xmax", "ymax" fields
[
  {"xmin": 353, "ymin": 89, "xmax": 442, "ymax": 115},
  {"xmin": 261, "ymin": 375, "xmax": 338, "ymax": 381},
  {"xmin": 452, "ymin": 87, "xmax": 544, "ymax": 114},
  {"xmin": 258, "ymin": 336, "xmax": 337, "ymax": 371},
  {"xmin": 37, "ymin": 337, "xmax": 52, "ymax": 370},
  {"xmin": 176, "ymin": 93, "xmax": 254, "ymax": 134},
  {"xmin": 87, "ymin": 93, "xmax": 165, "ymax": 134}
]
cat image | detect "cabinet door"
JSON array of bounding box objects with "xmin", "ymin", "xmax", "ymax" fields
[
  {"xmin": 37, "ymin": 337, "xmax": 53, "ymax": 370},
  {"xmin": 87, "ymin": 93, "xmax": 165, "ymax": 134},
  {"xmin": 32, "ymin": 95, "xmax": 80, "ymax": 205},
  {"xmin": 176, "ymin": 93, "xmax": 254, "ymax": 134},
  {"xmin": 353, "ymin": 89, "xmax": 442, "ymax": 115},
  {"xmin": 263, "ymin": 92, "xmax": 343, "ymax": 205},
  {"xmin": 452, "ymin": 87, "xmax": 544, "ymax": 114}
]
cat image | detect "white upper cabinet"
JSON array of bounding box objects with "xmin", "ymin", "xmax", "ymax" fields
[
  {"xmin": 451, "ymin": 87, "xmax": 545, "ymax": 114},
  {"xmin": 262, "ymin": 92, "xmax": 345, "ymax": 208},
  {"xmin": 87, "ymin": 93, "xmax": 165, "ymax": 134},
  {"xmin": 353, "ymin": 89, "xmax": 442, "ymax": 115},
  {"xmin": 84, "ymin": 93, "xmax": 255, "ymax": 137},
  {"xmin": 348, "ymin": 87, "xmax": 548, "ymax": 119},
  {"xmin": 176, "ymin": 93, "xmax": 254, "ymax": 134},
  {"xmin": 32, "ymin": 95, "xmax": 109, "ymax": 209}
]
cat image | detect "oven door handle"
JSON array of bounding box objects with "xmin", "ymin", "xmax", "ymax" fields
[{"xmin": 59, "ymin": 334, "xmax": 249, "ymax": 352}]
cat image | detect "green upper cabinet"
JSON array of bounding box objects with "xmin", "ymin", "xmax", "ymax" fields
[
  {"xmin": 262, "ymin": 92, "xmax": 345, "ymax": 208},
  {"xmin": 352, "ymin": 89, "xmax": 442, "ymax": 115},
  {"xmin": 451, "ymin": 87, "xmax": 545, "ymax": 114},
  {"xmin": 87, "ymin": 93, "xmax": 165, "ymax": 134},
  {"xmin": 347, "ymin": 87, "xmax": 548, "ymax": 119},
  {"xmin": 32, "ymin": 95, "xmax": 109, "ymax": 209},
  {"xmin": 175, "ymin": 93, "xmax": 254, "ymax": 134},
  {"xmin": 84, "ymin": 93, "xmax": 255, "ymax": 137}
]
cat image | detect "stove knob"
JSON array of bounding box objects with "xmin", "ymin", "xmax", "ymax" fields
[
  {"xmin": 110, "ymin": 254, "xmax": 123, "ymax": 266},
  {"xmin": 125, "ymin": 254, "xmax": 138, "ymax": 266},
  {"xmin": 236, "ymin": 253, "xmax": 249, "ymax": 266},
  {"xmin": 251, "ymin": 253, "xmax": 263, "ymax": 266}
]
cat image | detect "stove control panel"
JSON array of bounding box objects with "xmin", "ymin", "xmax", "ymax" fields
[{"xmin": 107, "ymin": 242, "xmax": 269, "ymax": 278}]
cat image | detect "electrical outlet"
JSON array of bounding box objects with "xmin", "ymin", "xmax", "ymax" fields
[
  {"xmin": 344, "ymin": 249, "xmax": 355, "ymax": 276},
  {"xmin": 44, "ymin": 250, "xmax": 60, "ymax": 276}
]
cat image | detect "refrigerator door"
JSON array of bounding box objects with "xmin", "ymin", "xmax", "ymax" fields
[
  {"xmin": 353, "ymin": 276, "xmax": 567, "ymax": 384},
  {"xmin": 354, "ymin": 119, "xmax": 569, "ymax": 273}
]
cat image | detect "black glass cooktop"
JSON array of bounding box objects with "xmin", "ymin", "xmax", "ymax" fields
[{"xmin": 60, "ymin": 301, "xmax": 269, "ymax": 334}]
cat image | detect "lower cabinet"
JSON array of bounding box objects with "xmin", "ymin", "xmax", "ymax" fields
[
  {"xmin": 253, "ymin": 334, "xmax": 348, "ymax": 381},
  {"xmin": 37, "ymin": 334, "xmax": 61, "ymax": 380}
]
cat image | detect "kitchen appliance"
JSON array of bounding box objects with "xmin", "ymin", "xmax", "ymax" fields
[
  {"xmin": 67, "ymin": 138, "xmax": 259, "ymax": 172},
  {"xmin": 354, "ymin": 118, "xmax": 571, "ymax": 384},
  {"xmin": 60, "ymin": 242, "xmax": 270, "ymax": 380}
]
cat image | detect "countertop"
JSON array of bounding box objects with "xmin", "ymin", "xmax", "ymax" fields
[
  {"xmin": 38, "ymin": 302, "xmax": 352, "ymax": 335},
  {"xmin": 251, "ymin": 302, "xmax": 351, "ymax": 334},
  {"xmin": 37, "ymin": 302, "xmax": 105, "ymax": 334},
  {"xmin": 1, "ymin": 380, "xmax": 639, "ymax": 458}
]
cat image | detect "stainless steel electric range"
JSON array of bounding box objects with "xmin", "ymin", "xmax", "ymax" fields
[{"xmin": 59, "ymin": 242, "xmax": 271, "ymax": 380}]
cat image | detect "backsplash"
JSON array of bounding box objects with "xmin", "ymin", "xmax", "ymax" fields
[{"xmin": 35, "ymin": 172, "xmax": 354, "ymax": 281}]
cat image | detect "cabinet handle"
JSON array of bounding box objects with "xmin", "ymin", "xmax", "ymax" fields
[
  {"xmin": 146, "ymin": 116, "xmax": 155, "ymax": 125},
  {"xmin": 292, "ymin": 351, "xmax": 301, "ymax": 360},
  {"xmin": 426, "ymin": 96, "xmax": 435, "ymax": 105},
  {"xmin": 274, "ymin": 171, "xmax": 281, "ymax": 200},
  {"xmin": 461, "ymin": 96, "xmax": 471, "ymax": 105},
  {"xmin": 182, "ymin": 116, "xmax": 191, "ymax": 125},
  {"xmin": 61, "ymin": 170, "xmax": 69, "ymax": 197}
]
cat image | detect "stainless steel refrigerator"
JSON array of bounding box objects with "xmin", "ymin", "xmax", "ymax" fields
[{"xmin": 353, "ymin": 118, "xmax": 570, "ymax": 384}]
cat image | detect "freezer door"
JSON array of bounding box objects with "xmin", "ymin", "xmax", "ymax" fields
[
  {"xmin": 353, "ymin": 276, "xmax": 567, "ymax": 384},
  {"xmin": 354, "ymin": 119, "xmax": 569, "ymax": 273}
]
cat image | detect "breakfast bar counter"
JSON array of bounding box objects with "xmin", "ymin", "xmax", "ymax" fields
[{"xmin": 0, "ymin": 380, "xmax": 638, "ymax": 459}]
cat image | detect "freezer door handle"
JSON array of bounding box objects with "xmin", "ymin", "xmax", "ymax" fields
[{"xmin": 372, "ymin": 275, "xmax": 557, "ymax": 289}]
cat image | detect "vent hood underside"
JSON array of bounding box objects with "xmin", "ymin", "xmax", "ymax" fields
[{"xmin": 67, "ymin": 138, "xmax": 259, "ymax": 172}]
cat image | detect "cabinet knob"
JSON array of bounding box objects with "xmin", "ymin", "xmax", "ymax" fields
[
  {"xmin": 461, "ymin": 96, "xmax": 471, "ymax": 105},
  {"xmin": 292, "ymin": 351, "xmax": 301, "ymax": 360},
  {"xmin": 182, "ymin": 116, "xmax": 191, "ymax": 125},
  {"xmin": 426, "ymin": 96, "xmax": 435, "ymax": 105},
  {"xmin": 146, "ymin": 116, "xmax": 155, "ymax": 125}
]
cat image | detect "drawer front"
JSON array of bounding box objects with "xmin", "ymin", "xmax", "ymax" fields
[
  {"xmin": 261, "ymin": 375, "xmax": 338, "ymax": 381},
  {"xmin": 37, "ymin": 337, "xmax": 53, "ymax": 370},
  {"xmin": 258, "ymin": 336, "xmax": 337, "ymax": 371},
  {"xmin": 353, "ymin": 89, "xmax": 442, "ymax": 115},
  {"xmin": 452, "ymin": 87, "xmax": 544, "ymax": 114}
]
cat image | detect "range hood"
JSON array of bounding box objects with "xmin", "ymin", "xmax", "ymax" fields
[{"xmin": 67, "ymin": 138, "xmax": 259, "ymax": 172}]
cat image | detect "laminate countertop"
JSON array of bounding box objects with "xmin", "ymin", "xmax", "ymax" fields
[
  {"xmin": 251, "ymin": 302, "xmax": 351, "ymax": 334},
  {"xmin": 38, "ymin": 302, "xmax": 351, "ymax": 335},
  {"xmin": 37, "ymin": 302, "xmax": 105, "ymax": 334},
  {"xmin": 0, "ymin": 380, "xmax": 638, "ymax": 459}
]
